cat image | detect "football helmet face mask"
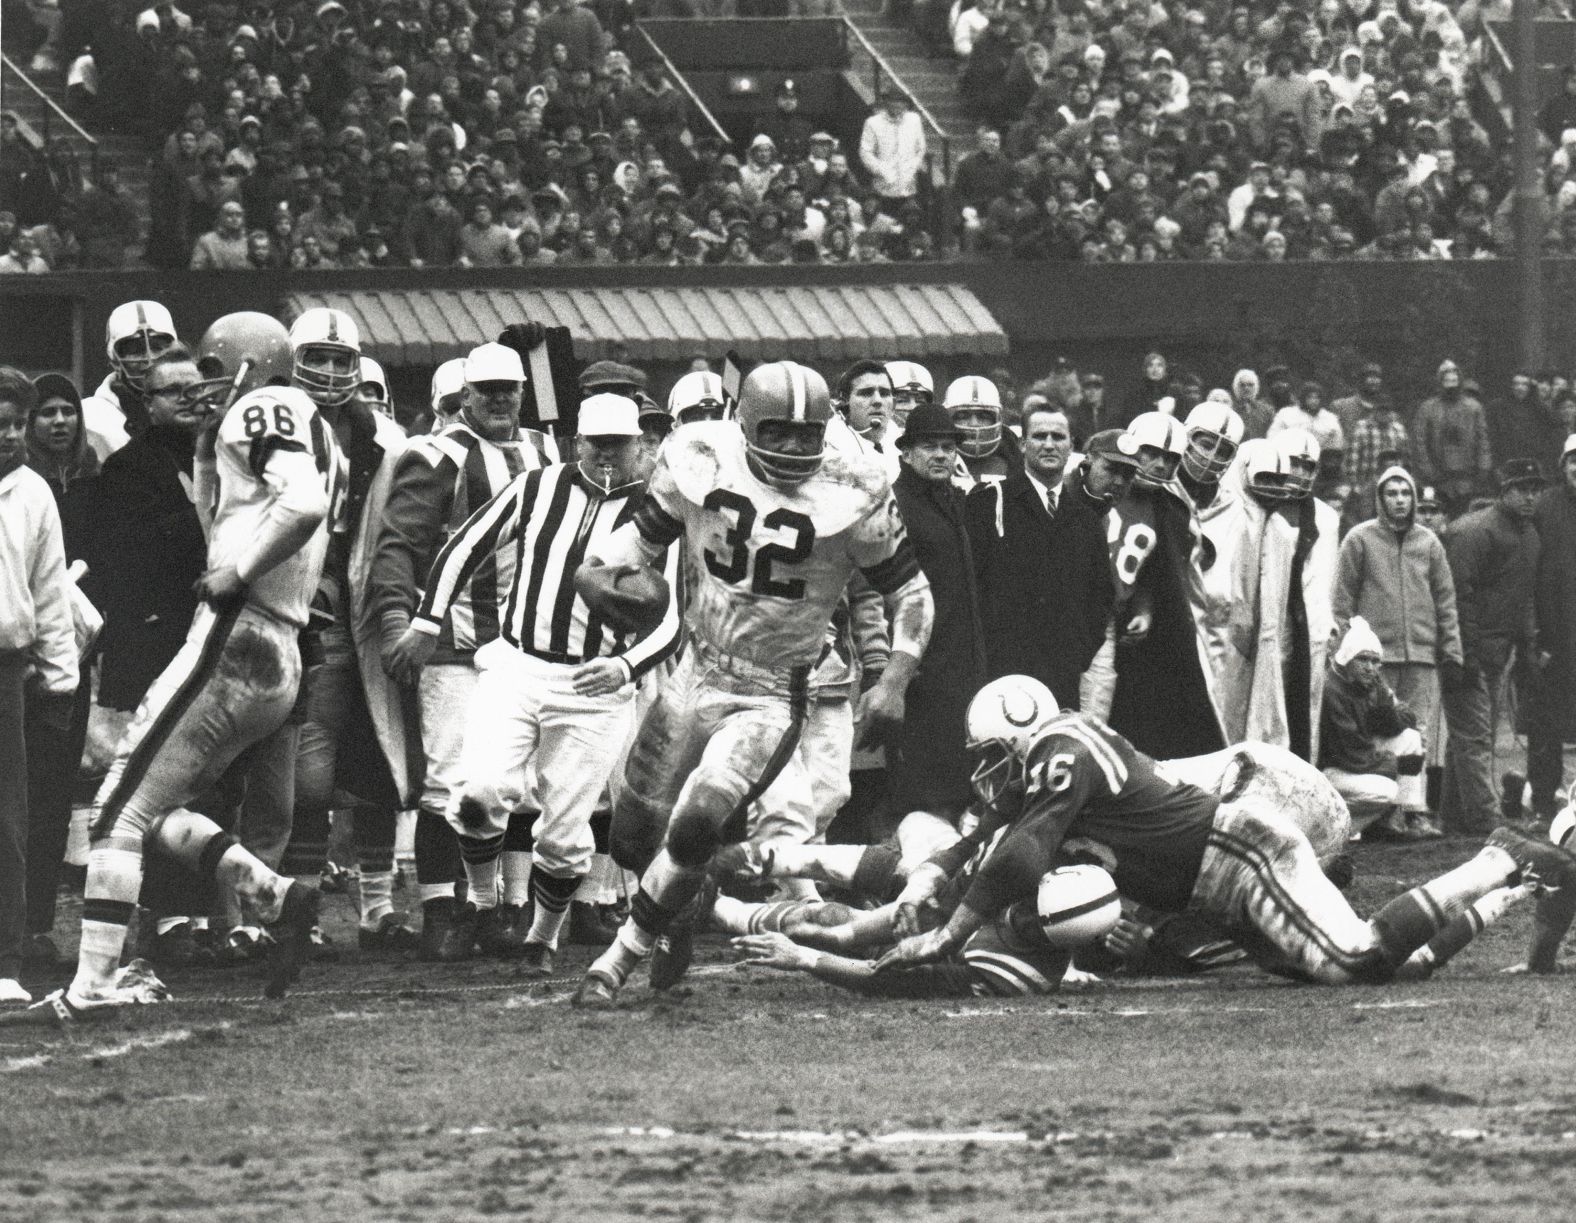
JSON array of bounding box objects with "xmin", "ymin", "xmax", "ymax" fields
[
  {"xmin": 884, "ymin": 359, "xmax": 934, "ymax": 427},
  {"xmin": 191, "ymin": 312, "xmax": 293, "ymax": 412},
  {"xmin": 965, "ymin": 675, "xmax": 1060, "ymax": 813},
  {"xmin": 106, "ymin": 300, "xmax": 178, "ymax": 391},
  {"xmin": 668, "ymin": 370, "xmax": 728, "ymax": 424},
  {"xmin": 737, "ymin": 361, "xmax": 833, "ymax": 484},
  {"xmin": 1239, "ymin": 438, "xmax": 1295, "ymax": 503},
  {"xmin": 1275, "ymin": 428, "xmax": 1321, "ymax": 499},
  {"xmin": 288, "ymin": 307, "xmax": 362, "ymax": 405},
  {"xmin": 1127, "ymin": 410, "xmax": 1188, "ymax": 485},
  {"xmin": 1182, "ymin": 401, "xmax": 1246, "ymax": 482},
  {"xmin": 943, "ymin": 375, "xmax": 1004, "ymax": 459}
]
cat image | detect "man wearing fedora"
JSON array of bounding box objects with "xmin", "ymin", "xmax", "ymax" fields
[
  {"xmin": 889, "ymin": 403, "xmax": 985, "ymax": 823},
  {"xmin": 1439, "ymin": 458, "xmax": 1545, "ymax": 833}
]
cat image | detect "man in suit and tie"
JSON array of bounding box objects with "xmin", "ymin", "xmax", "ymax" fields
[{"xmin": 968, "ymin": 408, "xmax": 1134, "ymax": 710}]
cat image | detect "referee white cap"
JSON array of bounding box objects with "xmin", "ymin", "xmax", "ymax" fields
[
  {"xmin": 578, "ymin": 393, "xmax": 642, "ymax": 437},
  {"xmin": 465, "ymin": 342, "xmax": 525, "ymax": 384}
]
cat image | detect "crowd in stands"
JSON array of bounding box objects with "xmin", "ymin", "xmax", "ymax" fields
[
  {"xmin": 932, "ymin": 0, "xmax": 1574, "ymax": 261},
  {"xmin": 7, "ymin": 0, "xmax": 1576, "ymax": 267}
]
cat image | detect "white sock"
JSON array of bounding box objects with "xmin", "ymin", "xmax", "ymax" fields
[
  {"xmin": 359, "ymin": 869, "xmax": 395, "ymax": 928},
  {"xmin": 465, "ymin": 858, "xmax": 500, "ymax": 910},
  {"xmin": 710, "ymin": 895, "xmax": 759, "ymax": 935},
  {"xmin": 501, "ymin": 851, "xmax": 532, "ymax": 907},
  {"xmin": 588, "ymin": 919, "xmax": 655, "ymax": 986}
]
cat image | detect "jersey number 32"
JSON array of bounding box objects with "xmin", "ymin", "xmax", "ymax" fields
[{"xmin": 702, "ymin": 489, "xmax": 815, "ymax": 600}]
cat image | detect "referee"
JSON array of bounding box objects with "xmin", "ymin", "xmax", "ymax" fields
[
  {"xmin": 390, "ymin": 393, "xmax": 682, "ymax": 975},
  {"xmin": 371, "ymin": 341, "xmax": 560, "ymax": 961}
]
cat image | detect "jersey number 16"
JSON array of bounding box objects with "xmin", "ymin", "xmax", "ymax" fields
[{"xmin": 702, "ymin": 489, "xmax": 816, "ymax": 599}]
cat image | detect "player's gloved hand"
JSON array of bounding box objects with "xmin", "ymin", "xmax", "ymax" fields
[
  {"xmin": 873, "ymin": 926, "xmax": 953, "ymax": 973},
  {"xmin": 1120, "ymin": 610, "xmax": 1152, "ymax": 642},
  {"xmin": 891, "ymin": 862, "xmax": 946, "ymax": 938},
  {"xmin": 854, "ymin": 673, "xmax": 904, "ymax": 750},
  {"xmin": 498, "ymin": 321, "xmax": 547, "ymax": 353},
  {"xmin": 732, "ymin": 932, "xmax": 815, "ymax": 973},
  {"xmin": 1104, "ymin": 916, "xmax": 1155, "ymax": 967},
  {"xmin": 383, "ymin": 626, "xmax": 438, "ymax": 686},
  {"xmin": 195, "ymin": 563, "xmax": 246, "ymax": 608},
  {"xmin": 571, "ymin": 657, "xmax": 628, "ymax": 697}
]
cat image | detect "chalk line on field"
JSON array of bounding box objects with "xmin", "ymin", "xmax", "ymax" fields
[
  {"xmin": 943, "ymin": 997, "xmax": 1446, "ymax": 1020},
  {"xmin": 3, "ymin": 1024, "xmax": 218, "ymax": 1073}
]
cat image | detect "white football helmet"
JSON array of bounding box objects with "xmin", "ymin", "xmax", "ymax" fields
[
  {"xmin": 1275, "ymin": 428, "xmax": 1321, "ymax": 499},
  {"xmin": 668, "ymin": 370, "xmax": 727, "ymax": 424},
  {"xmin": 357, "ymin": 356, "xmax": 391, "ymax": 415},
  {"xmin": 1182, "ymin": 400, "xmax": 1245, "ymax": 482},
  {"xmin": 106, "ymin": 300, "xmax": 178, "ymax": 391},
  {"xmin": 965, "ymin": 675, "xmax": 1060, "ymax": 812},
  {"xmin": 943, "ymin": 375, "xmax": 1003, "ymax": 459},
  {"xmin": 884, "ymin": 359, "xmax": 934, "ymax": 426},
  {"xmin": 1239, "ymin": 438, "xmax": 1295, "ymax": 503},
  {"xmin": 1127, "ymin": 410, "xmax": 1188, "ymax": 485},
  {"xmin": 288, "ymin": 307, "xmax": 361, "ymax": 405}
]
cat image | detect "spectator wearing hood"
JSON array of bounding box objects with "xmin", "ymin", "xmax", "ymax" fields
[
  {"xmin": 1414, "ymin": 358, "xmax": 1491, "ymax": 517},
  {"xmin": 1526, "ymin": 435, "xmax": 1576, "ymax": 821},
  {"xmin": 1332, "ymin": 463, "xmax": 1461, "ymax": 836},
  {"xmin": 1319, "ymin": 617, "xmax": 1426, "ymax": 839}
]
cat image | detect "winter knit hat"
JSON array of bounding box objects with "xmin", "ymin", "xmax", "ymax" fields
[{"xmin": 1335, "ymin": 616, "xmax": 1384, "ymax": 667}]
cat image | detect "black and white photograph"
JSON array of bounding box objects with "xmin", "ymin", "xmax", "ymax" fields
[{"xmin": 2, "ymin": 0, "xmax": 1576, "ymax": 1215}]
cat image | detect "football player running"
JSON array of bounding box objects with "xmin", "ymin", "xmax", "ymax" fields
[
  {"xmin": 571, "ymin": 361, "xmax": 934, "ymax": 1007},
  {"xmin": 876, "ymin": 675, "xmax": 1566, "ymax": 987},
  {"xmin": 14, "ymin": 314, "xmax": 338, "ymax": 1025}
]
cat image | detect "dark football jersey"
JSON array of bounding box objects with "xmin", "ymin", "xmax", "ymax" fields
[{"xmin": 965, "ymin": 713, "xmax": 1216, "ymax": 918}]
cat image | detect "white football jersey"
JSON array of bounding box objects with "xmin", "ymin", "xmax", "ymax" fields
[
  {"xmin": 209, "ymin": 386, "xmax": 345, "ymax": 627},
  {"xmin": 640, "ymin": 420, "xmax": 915, "ymax": 671}
]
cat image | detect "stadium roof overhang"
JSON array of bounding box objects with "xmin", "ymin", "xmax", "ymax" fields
[{"xmin": 282, "ymin": 283, "xmax": 1007, "ymax": 367}]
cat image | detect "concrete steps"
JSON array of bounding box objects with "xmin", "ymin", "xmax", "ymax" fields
[
  {"xmin": 1, "ymin": 40, "xmax": 151, "ymax": 260},
  {"xmin": 836, "ymin": 0, "xmax": 972, "ymax": 159}
]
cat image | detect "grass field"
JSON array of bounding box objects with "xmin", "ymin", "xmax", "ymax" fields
[{"xmin": 3, "ymin": 834, "xmax": 1576, "ymax": 1222}]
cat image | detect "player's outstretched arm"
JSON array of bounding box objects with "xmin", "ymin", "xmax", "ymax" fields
[
  {"xmin": 874, "ymin": 901, "xmax": 989, "ymax": 973},
  {"xmin": 734, "ymin": 933, "xmax": 976, "ymax": 998}
]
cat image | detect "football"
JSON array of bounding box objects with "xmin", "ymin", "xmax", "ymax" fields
[
  {"xmin": 1036, "ymin": 863, "xmax": 1122, "ymax": 948},
  {"xmin": 574, "ymin": 562, "xmax": 670, "ymax": 635}
]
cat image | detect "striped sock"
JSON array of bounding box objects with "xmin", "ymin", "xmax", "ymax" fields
[
  {"xmin": 458, "ymin": 833, "xmax": 504, "ymax": 910},
  {"xmin": 71, "ymin": 846, "xmax": 142, "ymax": 1001},
  {"xmin": 526, "ymin": 869, "xmax": 581, "ymax": 950}
]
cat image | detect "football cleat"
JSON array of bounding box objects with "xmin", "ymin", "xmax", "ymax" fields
[
  {"xmin": 265, "ymin": 880, "xmax": 322, "ymax": 999},
  {"xmin": 419, "ymin": 896, "xmax": 456, "ymax": 961},
  {"xmin": 711, "ymin": 841, "xmax": 773, "ymax": 883},
  {"xmin": 477, "ymin": 904, "xmax": 531, "ymax": 959},
  {"xmin": 435, "ymin": 903, "xmax": 482, "ymax": 962},
  {"xmin": 567, "ymin": 901, "xmax": 621, "ymax": 947},
  {"xmin": 358, "ymin": 911, "xmax": 420, "ymax": 953},
  {"xmin": 1489, "ymin": 827, "xmax": 1576, "ymax": 898},
  {"xmin": 519, "ymin": 941, "xmax": 554, "ymax": 978},
  {"xmin": 570, "ymin": 969, "xmax": 621, "ymax": 1009},
  {"xmin": 0, "ymin": 989, "xmax": 116, "ymax": 1029},
  {"xmin": 649, "ymin": 911, "xmax": 696, "ymax": 992}
]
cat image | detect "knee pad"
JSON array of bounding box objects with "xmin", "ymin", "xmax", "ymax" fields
[
  {"xmin": 850, "ymin": 843, "xmax": 903, "ymax": 903},
  {"xmin": 610, "ymin": 792, "xmax": 667, "ymax": 874},
  {"xmin": 667, "ymin": 810, "xmax": 722, "ymax": 870}
]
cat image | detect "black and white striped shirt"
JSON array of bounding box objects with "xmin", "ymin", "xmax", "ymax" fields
[{"xmin": 413, "ymin": 463, "xmax": 682, "ymax": 680}]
